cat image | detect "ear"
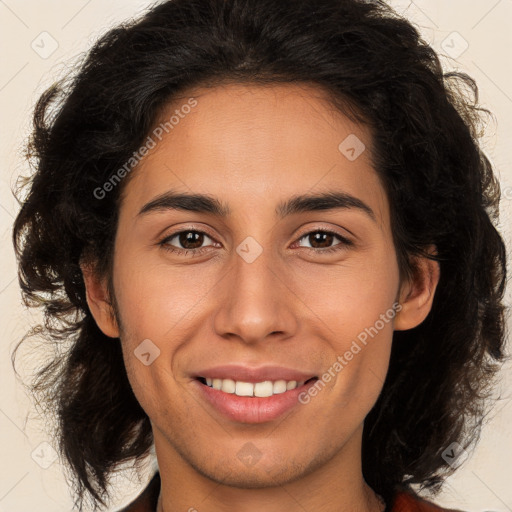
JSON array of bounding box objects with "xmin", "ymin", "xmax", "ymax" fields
[
  {"xmin": 80, "ymin": 262, "xmax": 120, "ymax": 338},
  {"xmin": 394, "ymin": 246, "xmax": 440, "ymax": 331}
]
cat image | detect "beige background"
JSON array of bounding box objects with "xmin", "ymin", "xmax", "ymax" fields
[{"xmin": 1, "ymin": 1, "xmax": 511, "ymax": 510}]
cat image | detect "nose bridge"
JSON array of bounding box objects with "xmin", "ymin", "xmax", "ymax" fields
[{"xmin": 212, "ymin": 236, "xmax": 297, "ymax": 343}]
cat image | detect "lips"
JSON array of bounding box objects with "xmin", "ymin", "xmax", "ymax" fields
[
  {"xmin": 193, "ymin": 377, "xmax": 320, "ymax": 423},
  {"xmin": 189, "ymin": 364, "xmax": 321, "ymax": 423},
  {"xmin": 192, "ymin": 364, "xmax": 318, "ymax": 383}
]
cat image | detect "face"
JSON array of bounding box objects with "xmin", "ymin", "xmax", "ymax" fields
[{"xmin": 84, "ymin": 83, "xmax": 437, "ymax": 489}]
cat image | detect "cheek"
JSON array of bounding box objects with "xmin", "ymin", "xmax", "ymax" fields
[
  {"xmin": 294, "ymin": 250, "xmax": 399, "ymax": 405},
  {"xmin": 112, "ymin": 246, "xmax": 217, "ymax": 343},
  {"xmin": 111, "ymin": 252, "xmax": 223, "ymax": 410},
  {"xmin": 291, "ymin": 245, "xmax": 400, "ymax": 335}
]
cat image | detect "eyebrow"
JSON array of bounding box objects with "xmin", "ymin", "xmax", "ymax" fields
[{"xmin": 137, "ymin": 190, "xmax": 375, "ymax": 221}]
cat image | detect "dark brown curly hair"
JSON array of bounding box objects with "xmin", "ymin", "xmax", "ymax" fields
[{"xmin": 11, "ymin": 0, "xmax": 508, "ymax": 510}]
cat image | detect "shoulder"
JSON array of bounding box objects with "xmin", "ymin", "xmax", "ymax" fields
[
  {"xmin": 391, "ymin": 490, "xmax": 465, "ymax": 512},
  {"xmin": 116, "ymin": 472, "xmax": 161, "ymax": 512}
]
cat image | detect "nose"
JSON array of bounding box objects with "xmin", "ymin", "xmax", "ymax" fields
[{"xmin": 212, "ymin": 239, "xmax": 299, "ymax": 345}]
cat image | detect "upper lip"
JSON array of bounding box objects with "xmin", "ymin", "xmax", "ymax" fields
[{"xmin": 193, "ymin": 364, "xmax": 318, "ymax": 383}]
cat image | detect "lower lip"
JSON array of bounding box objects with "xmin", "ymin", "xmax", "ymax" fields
[{"xmin": 193, "ymin": 379, "xmax": 318, "ymax": 424}]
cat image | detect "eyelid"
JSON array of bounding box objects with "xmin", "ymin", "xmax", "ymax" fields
[
  {"xmin": 159, "ymin": 222, "xmax": 354, "ymax": 242},
  {"xmin": 294, "ymin": 224, "xmax": 354, "ymax": 243},
  {"xmin": 157, "ymin": 223, "xmax": 217, "ymax": 242}
]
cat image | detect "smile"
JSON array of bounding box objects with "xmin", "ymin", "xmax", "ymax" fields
[
  {"xmin": 194, "ymin": 376, "xmax": 320, "ymax": 423},
  {"xmin": 197, "ymin": 376, "xmax": 318, "ymax": 397}
]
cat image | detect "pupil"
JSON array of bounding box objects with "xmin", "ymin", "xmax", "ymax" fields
[
  {"xmin": 180, "ymin": 231, "xmax": 203, "ymax": 249},
  {"xmin": 311, "ymin": 232, "xmax": 332, "ymax": 248}
]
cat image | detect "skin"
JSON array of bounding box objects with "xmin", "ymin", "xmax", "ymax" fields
[{"xmin": 82, "ymin": 83, "xmax": 439, "ymax": 512}]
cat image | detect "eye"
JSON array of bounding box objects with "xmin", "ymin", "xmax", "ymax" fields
[
  {"xmin": 294, "ymin": 229, "xmax": 353, "ymax": 254},
  {"xmin": 158, "ymin": 227, "xmax": 353, "ymax": 257},
  {"xmin": 159, "ymin": 229, "xmax": 219, "ymax": 256}
]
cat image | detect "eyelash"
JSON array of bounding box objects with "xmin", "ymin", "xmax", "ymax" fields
[{"xmin": 158, "ymin": 228, "xmax": 353, "ymax": 257}]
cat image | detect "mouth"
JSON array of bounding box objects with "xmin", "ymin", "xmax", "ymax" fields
[
  {"xmin": 195, "ymin": 376, "xmax": 319, "ymax": 397},
  {"xmin": 193, "ymin": 375, "xmax": 320, "ymax": 423}
]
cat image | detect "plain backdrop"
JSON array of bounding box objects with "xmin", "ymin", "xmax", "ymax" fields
[{"xmin": 1, "ymin": 1, "xmax": 511, "ymax": 511}]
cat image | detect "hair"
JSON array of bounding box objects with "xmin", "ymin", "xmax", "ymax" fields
[{"xmin": 11, "ymin": 0, "xmax": 508, "ymax": 510}]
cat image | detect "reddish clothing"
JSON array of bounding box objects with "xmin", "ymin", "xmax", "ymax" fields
[
  {"xmin": 118, "ymin": 472, "xmax": 463, "ymax": 511},
  {"xmin": 391, "ymin": 492, "xmax": 462, "ymax": 512}
]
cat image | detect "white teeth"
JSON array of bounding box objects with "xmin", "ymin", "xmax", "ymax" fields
[
  {"xmin": 273, "ymin": 380, "xmax": 287, "ymax": 394},
  {"xmin": 201, "ymin": 377, "xmax": 310, "ymax": 397},
  {"xmin": 286, "ymin": 380, "xmax": 297, "ymax": 390},
  {"xmin": 221, "ymin": 378, "xmax": 236, "ymax": 393},
  {"xmin": 235, "ymin": 381, "xmax": 254, "ymax": 396},
  {"xmin": 254, "ymin": 381, "xmax": 273, "ymax": 397}
]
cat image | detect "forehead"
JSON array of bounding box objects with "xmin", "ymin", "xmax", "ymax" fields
[{"xmin": 120, "ymin": 82, "xmax": 389, "ymax": 229}]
